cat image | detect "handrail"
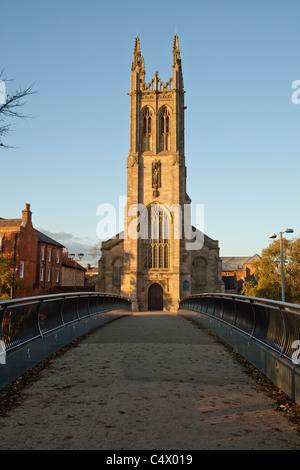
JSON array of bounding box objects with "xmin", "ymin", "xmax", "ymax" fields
[
  {"xmin": 0, "ymin": 291, "xmax": 130, "ymax": 308},
  {"xmin": 179, "ymin": 293, "xmax": 300, "ymax": 364},
  {"xmin": 0, "ymin": 292, "xmax": 131, "ymax": 351},
  {"xmin": 180, "ymin": 292, "xmax": 300, "ymax": 312}
]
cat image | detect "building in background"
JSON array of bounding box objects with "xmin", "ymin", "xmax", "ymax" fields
[
  {"xmin": 221, "ymin": 255, "xmax": 260, "ymax": 293},
  {"xmin": 0, "ymin": 203, "xmax": 91, "ymax": 297},
  {"xmin": 0, "ymin": 203, "xmax": 38, "ymax": 298},
  {"xmin": 85, "ymin": 264, "xmax": 99, "ymax": 290},
  {"xmin": 61, "ymin": 249, "xmax": 86, "ymax": 289},
  {"xmin": 35, "ymin": 230, "xmax": 64, "ymax": 294}
]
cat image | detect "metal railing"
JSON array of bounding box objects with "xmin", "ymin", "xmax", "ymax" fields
[
  {"xmin": 0, "ymin": 292, "xmax": 131, "ymax": 351},
  {"xmin": 179, "ymin": 293, "xmax": 300, "ymax": 364}
]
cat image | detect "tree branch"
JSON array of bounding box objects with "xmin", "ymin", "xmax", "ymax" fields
[{"xmin": 0, "ymin": 72, "xmax": 36, "ymax": 149}]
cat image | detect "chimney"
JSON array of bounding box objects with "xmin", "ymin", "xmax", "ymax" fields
[
  {"xmin": 21, "ymin": 203, "xmax": 32, "ymax": 227},
  {"xmin": 86, "ymin": 263, "xmax": 91, "ymax": 270}
]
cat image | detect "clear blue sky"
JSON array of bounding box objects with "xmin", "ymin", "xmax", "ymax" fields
[{"xmin": 1, "ymin": 0, "xmax": 299, "ymax": 266}]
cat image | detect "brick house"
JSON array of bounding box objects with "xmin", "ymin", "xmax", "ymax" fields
[
  {"xmin": 0, "ymin": 203, "xmax": 65, "ymax": 298},
  {"xmin": 0, "ymin": 204, "xmax": 38, "ymax": 297},
  {"xmin": 35, "ymin": 230, "xmax": 64, "ymax": 293},
  {"xmin": 221, "ymin": 255, "xmax": 260, "ymax": 293}
]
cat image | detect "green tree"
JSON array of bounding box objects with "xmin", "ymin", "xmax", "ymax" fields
[
  {"xmin": 0, "ymin": 254, "xmax": 14, "ymax": 300},
  {"xmin": 243, "ymin": 238, "xmax": 300, "ymax": 304},
  {"xmin": 0, "ymin": 254, "xmax": 27, "ymax": 300}
]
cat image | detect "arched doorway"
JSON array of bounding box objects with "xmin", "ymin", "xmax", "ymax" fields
[{"xmin": 148, "ymin": 283, "xmax": 163, "ymax": 311}]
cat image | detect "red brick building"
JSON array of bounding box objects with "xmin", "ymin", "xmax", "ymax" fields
[
  {"xmin": 35, "ymin": 230, "xmax": 64, "ymax": 294},
  {"xmin": 221, "ymin": 255, "xmax": 260, "ymax": 293},
  {"xmin": 0, "ymin": 204, "xmax": 38, "ymax": 297},
  {"xmin": 0, "ymin": 204, "xmax": 64, "ymax": 298}
]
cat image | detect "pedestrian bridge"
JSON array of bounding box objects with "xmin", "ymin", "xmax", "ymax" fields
[{"xmin": 1, "ymin": 292, "xmax": 300, "ymax": 450}]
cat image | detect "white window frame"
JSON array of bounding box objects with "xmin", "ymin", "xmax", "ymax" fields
[
  {"xmin": 19, "ymin": 261, "xmax": 25, "ymax": 279},
  {"xmin": 47, "ymin": 267, "xmax": 51, "ymax": 282},
  {"xmin": 56, "ymin": 269, "xmax": 60, "ymax": 283}
]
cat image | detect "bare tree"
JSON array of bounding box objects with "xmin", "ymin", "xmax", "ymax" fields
[
  {"xmin": 0, "ymin": 71, "xmax": 36, "ymax": 148},
  {"xmin": 89, "ymin": 241, "xmax": 102, "ymax": 259}
]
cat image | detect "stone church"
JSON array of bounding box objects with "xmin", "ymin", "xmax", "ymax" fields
[{"xmin": 98, "ymin": 35, "xmax": 224, "ymax": 311}]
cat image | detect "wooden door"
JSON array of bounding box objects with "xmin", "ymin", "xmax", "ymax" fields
[{"xmin": 148, "ymin": 283, "xmax": 163, "ymax": 311}]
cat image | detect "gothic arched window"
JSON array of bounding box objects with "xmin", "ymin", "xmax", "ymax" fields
[
  {"xmin": 159, "ymin": 107, "xmax": 170, "ymax": 151},
  {"xmin": 143, "ymin": 204, "xmax": 170, "ymax": 269},
  {"xmin": 142, "ymin": 107, "xmax": 152, "ymax": 152},
  {"xmin": 192, "ymin": 257, "xmax": 207, "ymax": 287},
  {"xmin": 113, "ymin": 258, "xmax": 123, "ymax": 286}
]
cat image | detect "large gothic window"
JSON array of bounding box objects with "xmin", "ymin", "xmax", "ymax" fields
[
  {"xmin": 113, "ymin": 258, "xmax": 123, "ymax": 286},
  {"xmin": 192, "ymin": 257, "xmax": 207, "ymax": 287},
  {"xmin": 142, "ymin": 107, "xmax": 152, "ymax": 152},
  {"xmin": 159, "ymin": 107, "xmax": 170, "ymax": 151},
  {"xmin": 143, "ymin": 204, "xmax": 170, "ymax": 269}
]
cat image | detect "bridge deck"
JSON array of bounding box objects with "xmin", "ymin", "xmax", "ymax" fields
[{"xmin": 1, "ymin": 311, "xmax": 300, "ymax": 450}]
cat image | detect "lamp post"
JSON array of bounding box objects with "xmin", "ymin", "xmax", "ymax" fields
[
  {"xmin": 69, "ymin": 253, "xmax": 84, "ymax": 291},
  {"xmin": 269, "ymin": 229, "xmax": 294, "ymax": 302}
]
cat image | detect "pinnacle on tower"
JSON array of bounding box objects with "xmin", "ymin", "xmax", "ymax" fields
[
  {"xmin": 173, "ymin": 34, "xmax": 181, "ymax": 68},
  {"xmin": 140, "ymin": 55, "xmax": 145, "ymax": 81},
  {"xmin": 132, "ymin": 36, "xmax": 143, "ymax": 72},
  {"xmin": 134, "ymin": 36, "xmax": 141, "ymax": 58}
]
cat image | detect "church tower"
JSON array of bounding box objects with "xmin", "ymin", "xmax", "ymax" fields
[{"xmin": 98, "ymin": 36, "xmax": 224, "ymax": 311}]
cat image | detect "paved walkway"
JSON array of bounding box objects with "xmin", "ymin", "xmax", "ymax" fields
[{"xmin": 1, "ymin": 311, "xmax": 300, "ymax": 450}]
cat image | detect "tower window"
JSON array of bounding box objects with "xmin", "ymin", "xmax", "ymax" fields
[
  {"xmin": 159, "ymin": 107, "xmax": 170, "ymax": 151},
  {"xmin": 143, "ymin": 204, "xmax": 170, "ymax": 270},
  {"xmin": 142, "ymin": 107, "xmax": 152, "ymax": 152},
  {"xmin": 113, "ymin": 258, "xmax": 123, "ymax": 286}
]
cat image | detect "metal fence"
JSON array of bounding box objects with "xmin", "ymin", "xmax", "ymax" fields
[
  {"xmin": 179, "ymin": 293, "xmax": 300, "ymax": 364},
  {"xmin": 0, "ymin": 292, "xmax": 131, "ymax": 351}
]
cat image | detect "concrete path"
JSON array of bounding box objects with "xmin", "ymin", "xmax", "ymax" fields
[{"xmin": 1, "ymin": 311, "xmax": 300, "ymax": 450}]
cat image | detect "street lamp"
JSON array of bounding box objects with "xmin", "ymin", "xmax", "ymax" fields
[
  {"xmin": 69, "ymin": 253, "xmax": 84, "ymax": 291},
  {"xmin": 269, "ymin": 229, "xmax": 294, "ymax": 302}
]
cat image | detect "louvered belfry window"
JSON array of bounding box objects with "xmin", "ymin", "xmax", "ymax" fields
[
  {"xmin": 159, "ymin": 107, "xmax": 170, "ymax": 151},
  {"xmin": 142, "ymin": 107, "xmax": 152, "ymax": 152}
]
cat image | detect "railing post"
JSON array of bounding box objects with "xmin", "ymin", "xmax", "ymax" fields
[
  {"xmin": 60, "ymin": 296, "xmax": 65, "ymax": 326},
  {"xmin": 37, "ymin": 300, "xmax": 44, "ymax": 338},
  {"xmin": 0, "ymin": 305, "xmax": 6, "ymax": 343},
  {"xmin": 249, "ymin": 300, "xmax": 256, "ymax": 338},
  {"xmin": 75, "ymin": 294, "xmax": 80, "ymax": 320},
  {"xmin": 280, "ymin": 306, "xmax": 287, "ymax": 357},
  {"xmin": 232, "ymin": 297, "xmax": 237, "ymax": 327},
  {"xmin": 212, "ymin": 295, "xmax": 216, "ymax": 316},
  {"xmin": 88, "ymin": 294, "xmax": 92, "ymax": 316}
]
